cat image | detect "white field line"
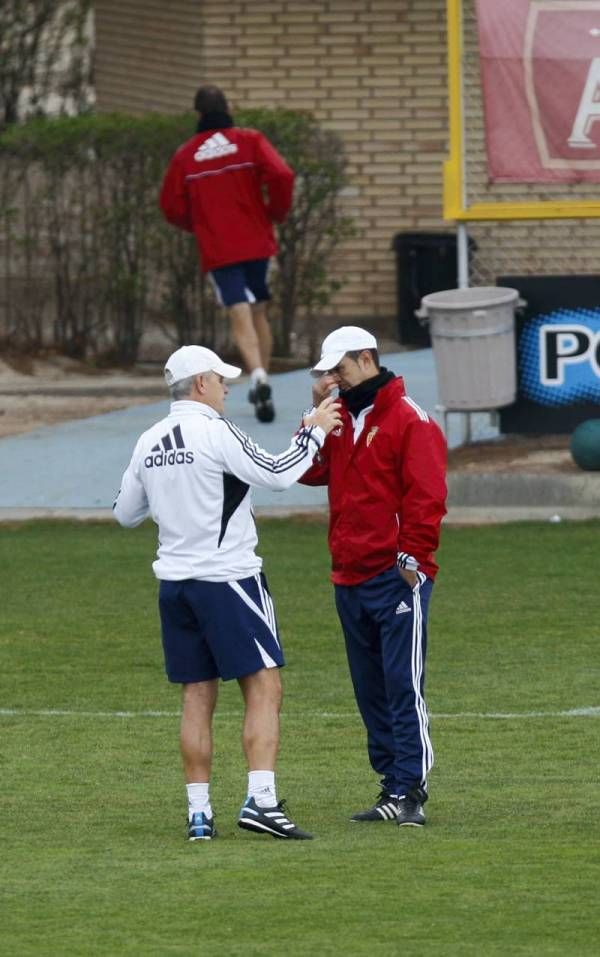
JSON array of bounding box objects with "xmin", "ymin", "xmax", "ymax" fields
[{"xmin": 0, "ymin": 707, "xmax": 599, "ymax": 720}]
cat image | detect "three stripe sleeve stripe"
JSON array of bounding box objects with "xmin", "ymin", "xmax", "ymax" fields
[
  {"xmin": 223, "ymin": 419, "xmax": 321, "ymax": 474},
  {"xmin": 402, "ymin": 396, "xmax": 429, "ymax": 421}
]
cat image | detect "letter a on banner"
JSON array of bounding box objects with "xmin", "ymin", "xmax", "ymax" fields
[{"xmin": 568, "ymin": 57, "xmax": 600, "ymax": 148}]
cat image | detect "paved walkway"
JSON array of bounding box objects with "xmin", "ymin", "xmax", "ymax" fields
[{"xmin": 0, "ymin": 350, "xmax": 499, "ymax": 510}]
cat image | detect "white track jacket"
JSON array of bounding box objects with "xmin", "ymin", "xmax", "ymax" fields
[{"xmin": 113, "ymin": 401, "xmax": 324, "ymax": 582}]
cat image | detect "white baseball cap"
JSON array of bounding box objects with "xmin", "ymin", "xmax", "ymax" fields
[
  {"xmin": 164, "ymin": 345, "xmax": 242, "ymax": 385},
  {"xmin": 311, "ymin": 326, "xmax": 378, "ymax": 373}
]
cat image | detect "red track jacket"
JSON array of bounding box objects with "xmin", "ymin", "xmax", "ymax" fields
[
  {"xmin": 301, "ymin": 377, "xmax": 447, "ymax": 585},
  {"xmin": 159, "ymin": 127, "xmax": 294, "ymax": 273}
]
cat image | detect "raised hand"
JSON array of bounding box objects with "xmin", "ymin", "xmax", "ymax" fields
[
  {"xmin": 311, "ymin": 372, "xmax": 338, "ymax": 406},
  {"xmin": 304, "ymin": 395, "xmax": 342, "ymax": 435}
]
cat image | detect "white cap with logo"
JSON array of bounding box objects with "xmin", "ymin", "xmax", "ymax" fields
[
  {"xmin": 311, "ymin": 326, "xmax": 378, "ymax": 373},
  {"xmin": 164, "ymin": 345, "xmax": 242, "ymax": 385}
]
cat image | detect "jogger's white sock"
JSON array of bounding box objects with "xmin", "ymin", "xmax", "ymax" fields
[
  {"xmin": 248, "ymin": 770, "xmax": 277, "ymax": 808},
  {"xmin": 250, "ymin": 367, "xmax": 268, "ymax": 386},
  {"xmin": 187, "ymin": 782, "xmax": 212, "ymax": 821}
]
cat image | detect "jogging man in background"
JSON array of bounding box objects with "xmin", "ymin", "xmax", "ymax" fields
[
  {"xmin": 113, "ymin": 345, "xmax": 341, "ymax": 841},
  {"xmin": 160, "ymin": 85, "xmax": 294, "ymax": 424},
  {"xmin": 300, "ymin": 326, "xmax": 447, "ymax": 827}
]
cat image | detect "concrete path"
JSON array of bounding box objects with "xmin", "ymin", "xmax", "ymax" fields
[{"xmin": 0, "ymin": 349, "xmax": 498, "ymax": 510}]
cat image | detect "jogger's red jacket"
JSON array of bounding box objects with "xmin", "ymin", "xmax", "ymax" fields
[
  {"xmin": 300, "ymin": 377, "xmax": 447, "ymax": 584},
  {"xmin": 159, "ymin": 126, "xmax": 294, "ymax": 272}
]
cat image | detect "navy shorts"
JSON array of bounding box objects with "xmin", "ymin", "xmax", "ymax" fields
[
  {"xmin": 208, "ymin": 258, "xmax": 271, "ymax": 307},
  {"xmin": 158, "ymin": 573, "xmax": 284, "ymax": 683}
]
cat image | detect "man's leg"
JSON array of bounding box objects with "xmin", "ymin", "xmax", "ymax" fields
[
  {"xmin": 377, "ymin": 573, "xmax": 434, "ymax": 826},
  {"xmin": 236, "ymin": 667, "xmax": 312, "ymax": 839},
  {"xmin": 242, "ymin": 258, "xmax": 275, "ymax": 422},
  {"xmin": 180, "ymin": 679, "xmax": 219, "ymax": 782},
  {"xmin": 229, "ymin": 301, "xmax": 275, "ymax": 422},
  {"xmin": 335, "ymin": 584, "xmax": 396, "ymax": 787},
  {"xmin": 238, "ymin": 665, "xmax": 282, "ymax": 773},
  {"xmin": 158, "ymin": 579, "xmax": 220, "ymax": 839},
  {"xmin": 210, "ymin": 261, "xmax": 275, "ymax": 421},
  {"xmin": 378, "ymin": 576, "xmax": 434, "ymax": 792},
  {"xmin": 180, "ymin": 679, "xmax": 219, "ymax": 839},
  {"xmin": 251, "ymin": 300, "xmax": 273, "ymax": 372},
  {"xmin": 228, "ymin": 301, "xmax": 264, "ymax": 374},
  {"xmin": 208, "ymin": 265, "xmax": 263, "ymax": 375}
]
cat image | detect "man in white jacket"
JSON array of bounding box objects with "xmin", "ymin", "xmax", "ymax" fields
[{"xmin": 114, "ymin": 345, "xmax": 340, "ymax": 842}]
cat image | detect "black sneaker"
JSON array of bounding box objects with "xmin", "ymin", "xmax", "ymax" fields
[
  {"xmin": 238, "ymin": 796, "xmax": 313, "ymax": 840},
  {"xmin": 397, "ymin": 785, "xmax": 428, "ymax": 827},
  {"xmin": 188, "ymin": 811, "xmax": 217, "ymax": 841},
  {"xmin": 350, "ymin": 788, "xmax": 400, "ymax": 822},
  {"xmin": 248, "ymin": 381, "xmax": 275, "ymax": 423}
]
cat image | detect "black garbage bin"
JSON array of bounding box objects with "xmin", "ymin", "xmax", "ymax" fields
[{"xmin": 392, "ymin": 232, "xmax": 467, "ymax": 346}]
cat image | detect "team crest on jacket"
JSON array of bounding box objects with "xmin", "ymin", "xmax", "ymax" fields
[{"xmin": 366, "ymin": 426, "xmax": 379, "ymax": 447}]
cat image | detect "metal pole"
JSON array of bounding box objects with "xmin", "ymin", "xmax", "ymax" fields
[{"xmin": 457, "ymin": 222, "xmax": 469, "ymax": 288}]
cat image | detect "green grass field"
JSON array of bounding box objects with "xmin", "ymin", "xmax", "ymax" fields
[{"xmin": 1, "ymin": 519, "xmax": 598, "ymax": 956}]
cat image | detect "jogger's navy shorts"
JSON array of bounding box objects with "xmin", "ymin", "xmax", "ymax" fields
[{"xmin": 208, "ymin": 258, "xmax": 271, "ymax": 307}]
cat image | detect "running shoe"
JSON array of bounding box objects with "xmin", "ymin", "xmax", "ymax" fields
[
  {"xmin": 238, "ymin": 797, "xmax": 313, "ymax": 839},
  {"xmin": 188, "ymin": 811, "xmax": 217, "ymax": 841},
  {"xmin": 248, "ymin": 381, "xmax": 275, "ymax": 423}
]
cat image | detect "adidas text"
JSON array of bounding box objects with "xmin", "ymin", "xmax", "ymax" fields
[{"xmin": 144, "ymin": 450, "xmax": 194, "ymax": 468}]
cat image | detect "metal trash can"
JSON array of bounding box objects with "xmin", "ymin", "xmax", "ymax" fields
[{"xmin": 417, "ymin": 286, "xmax": 521, "ymax": 410}]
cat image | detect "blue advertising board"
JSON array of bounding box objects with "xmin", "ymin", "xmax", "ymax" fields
[{"xmin": 498, "ymin": 276, "xmax": 600, "ymax": 434}]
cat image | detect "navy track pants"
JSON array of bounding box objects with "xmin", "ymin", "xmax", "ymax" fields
[{"xmin": 334, "ymin": 565, "xmax": 434, "ymax": 796}]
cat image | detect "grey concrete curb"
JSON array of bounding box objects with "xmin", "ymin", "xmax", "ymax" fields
[
  {"xmin": 444, "ymin": 506, "xmax": 600, "ymax": 523},
  {"xmin": 448, "ymin": 471, "xmax": 600, "ymax": 508}
]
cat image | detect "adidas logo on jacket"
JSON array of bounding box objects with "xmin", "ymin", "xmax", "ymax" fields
[
  {"xmin": 144, "ymin": 424, "xmax": 194, "ymax": 468},
  {"xmin": 113, "ymin": 400, "xmax": 324, "ymax": 582},
  {"xmin": 193, "ymin": 132, "xmax": 238, "ymax": 162}
]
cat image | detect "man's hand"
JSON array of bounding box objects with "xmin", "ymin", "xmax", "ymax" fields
[
  {"xmin": 311, "ymin": 372, "xmax": 338, "ymax": 406},
  {"xmin": 397, "ymin": 551, "xmax": 419, "ymax": 588},
  {"xmin": 304, "ymin": 396, "xmax": 342, "ymax": 435},
  {"xmin": 398, "ymin": 568, "xmax": 418, "ymax": 588}
]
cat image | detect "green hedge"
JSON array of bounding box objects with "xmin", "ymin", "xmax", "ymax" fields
[{"xmin": 0, "ymin": 110, "xmax": 352, "ymax": 363}]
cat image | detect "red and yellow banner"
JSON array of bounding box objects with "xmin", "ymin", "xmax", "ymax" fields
[{"xmin": 477, "ymin": 0, "xmax": 600, "ymax": 182}]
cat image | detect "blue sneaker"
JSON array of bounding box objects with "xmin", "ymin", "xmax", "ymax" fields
[
  {"xmin": 238, "ymin": 796, "xmax": 313, "ymax": 840},
  {"xmin": 188, "ymin": 811, "xmax": 217, "ymax": 841}
]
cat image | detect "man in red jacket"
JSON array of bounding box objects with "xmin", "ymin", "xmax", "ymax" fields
[
  {"xmin": 159, "ymin": 85, "xmax": 295, "ymax": 423},
  {"xmin": 301, "ymin": 326, "xmax": 447, "ymax": 827}
]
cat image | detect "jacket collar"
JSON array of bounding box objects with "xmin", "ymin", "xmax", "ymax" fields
[
  {"xmin": 374, "ymin": 375, "xmax": 406, "ymax": 410},
  {"xmin": 170, "ymin": 400, "xmax": 221, "ymax": 418},
  {"xmin": 341, "ymin": 375, "xmax": 406, "ymax": 420},
  {"xmin": 197, "ymin": 112, "xmax": 234, "ymax": 132}
]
